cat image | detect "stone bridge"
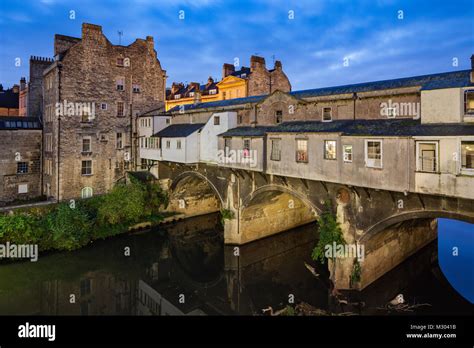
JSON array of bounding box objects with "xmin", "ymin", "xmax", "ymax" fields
[{"xmin": 157, "ymin": 162, "xmax": 474, "ymax": 290}]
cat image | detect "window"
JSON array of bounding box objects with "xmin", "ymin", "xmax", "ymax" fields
[
  {"xmin": 189, "ymin": 92, "xmax": 195, "ymax": 97},
  {"xmin": 322, "ymin": 107, "xmax": 332, "ymax": 122},
  {"xmin": 241, "ymin": 73, "xmax": 247, "ymax": 78},
  {"xmin": 365, "ymin": 140, "xmax": 383, "ymax": 168},
  {"xmin": 209, "ymin": 89, "xmax": 217, "ymax": 95},
  {"xmin": 116, "ymin": 78, "xmax": 124, "ymax": 91},
  {"xmin": 224, "ymin": 137, "xmax": 231, "ymax": 155},
  {"xmin": 296, "ymin": 139, "xmax": 308, "ymax": 162},
  {"xmin": 343, "ymin": 145, "xmax": 353, "ymax": 163},
  {"xmin": 222, "ymin": 92, "xmax": 226, "ymax": 100},
  {"xmin": 18, "ymin": 184, "xmax": 28, "ymax": 194},
  {"xmin": 214, "ymin": 116, "xmax": 220, "ymax": 125},
  {"xmin": 324, "ymin": 140, "xmax": 337, "ymax": 160},
  {"xmin": 464, "ymin": 90, "xmax": 474, "ymax": 115},
  {"xmin": 17, "ymin": 162, "xmax": 28, "ymax": 174},
  {"xmin": 166, "ymin": 140, "xmax": 171, "ymax": 149},
  {"xmin": 82, "ymin": 137, "xmax": 91, "ymax": 153},
  {"xmin": 177, "ymin": 140, "xmax": 182, "ymax": 149},
  {"xmin": 166, "ymin": 118, "xmax": 170, "ymax": 124},
  {"xmin": 461, "ymin": 141, "xmax": 474, "ymax": 169},
  {"xmin": 81, "ymin": 160, "xmax": 92, "ymax": 175},
  {"xmin": 243, "ymin": 139, "xmax": 251, "ymax": 158},
  {"xmin": 81, "ymin": 187, "xmax": 93, "ymax": 199},
  {"xmin": 271, "ymin": 138, "xmax": 281, "ymax": 161},
  {"xmin": 174, "ymin": 94, "xmax": 181, "ymax": 100},
  {"xmin": 45, "ymin": 134, "xmax": 53, "ymax": 152},
  {"xmin": 141, "ymin": 158, "xmax": 148, "ymax": 170},
  {"xmin": 416, "ymin": 142, "xmax": 438, "ymax": 172},
  {"xmin": 100, "ymin": 103, "xmax": 107, "ymax": 110},
  {"xmin": 238, "ymin": 115, "xmax": 243, "ymax": 124},
  {"xmin": 116, "ymin": 133, "xmax": 123, "ymax": 149},
  {"xmin": 133, "ymin": 84, "xmax": 140, "ymax": 93},
  {"xmin": 117, "ymin": 102, "xmax": 124, "ymax": 117},
  {"xmin": 117, "ymin": 58, "xmax": 124, "ymax": 66},
  {"xmin": 45, "ymin": 159, "xmax": 53, "ymax": 176},
  {"xmin": 276, "ymin": 110, "xmax": 283, "ymax": 124}
]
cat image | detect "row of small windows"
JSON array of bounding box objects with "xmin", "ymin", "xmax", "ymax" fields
[
  {"xmin": 2, "ymin": 120, "xmax": 39, "ymax": 129},
  {"xmin": 140, "ymin": 118, "xmax": 152, "ymax": 128},
  {"xmin": 116, "ymin": 78, "xmax": 140, "ymax": 93}
]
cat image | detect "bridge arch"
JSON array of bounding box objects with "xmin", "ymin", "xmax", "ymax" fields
[
  {"xmin": 238, "ymin": 184, "xmax": 319, "ymax": 243},
  {"xmin": 167, "ymin": 171, "xmax": 224, "ymax": 217}
]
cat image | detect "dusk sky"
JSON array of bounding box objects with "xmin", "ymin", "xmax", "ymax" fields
[{"xmin": 0, "ymin": 0, "xmax": 473, "ymax": 90}]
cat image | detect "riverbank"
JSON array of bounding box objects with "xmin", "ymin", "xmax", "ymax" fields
[{"xmin": 0, "ymin": 179, "xmax": 169, "ymax": 254}]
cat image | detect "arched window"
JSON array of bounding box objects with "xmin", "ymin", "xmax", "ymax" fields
[{"xmin": 81, "ymin": 187, "xmax": 93, "ymax": 199}]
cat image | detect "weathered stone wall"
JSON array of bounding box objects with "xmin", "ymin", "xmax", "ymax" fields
[
  {"xmin": 43, "ymin": 23, "xmax": 166, "ymax": 200},
  {"xmin": 247, "ymin": 56, "xmax": 291, "ymax": 96},
  {"xmin": 0, "ymin": 129, "xmax": 42, "ymax": 205},
  {"xmin": 27, "ymin": 57, "xmax": 53, "ymax": 119}
]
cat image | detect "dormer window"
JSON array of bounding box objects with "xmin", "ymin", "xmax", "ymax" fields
[
  {"xmin": 174, "ymin": 94, "xmax": 181, "ymax": 100},
  {"xmin": 241, "ymin": 73, "xmax": 247, "ymax": 78},
  {"xmin": 189, "ymin": 92, "xmax": 195, "ymax": 97},
  {"xmin": 209, "ymin": 89, "xmax": 217, "ymax": 95},
  {"xmin": 322, "ymin": 107, "xmax": 332, "ymax": 122}
]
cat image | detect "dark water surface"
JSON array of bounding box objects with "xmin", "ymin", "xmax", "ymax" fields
[{"xmin": 0, "ymin": 213, "xmax": 471, "ymax": 315}]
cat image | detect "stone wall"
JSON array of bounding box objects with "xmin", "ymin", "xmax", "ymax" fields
[
  {"xmin": 0, "ymin": 129, "xmax": 42, "ymax": 205},
  {"xmin": 27, "ymin": 57, "xmax": 53, "ymax": 119}
]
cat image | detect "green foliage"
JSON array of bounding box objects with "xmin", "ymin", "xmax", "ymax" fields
[
  {"xmin": 283, "ymin": 305, "xmax": 296, "ymax": 316},
  {"xmin": 46, "ymin": 204, "xmax": 91, "ymax": 250},
  {"xmin": 0, "ymin": 180, "xmax": 169, "ymax": 253},
  {"xmin": 350, "ymin": 258, "xmax": 362, "ymax": 285},
  {"xmin": 220, "ymin": 208, "xmax": 235, "ymax": 225},
  {"xmin": 97, "ymin": 183, "xmax": 146, "ymax": 226},
  {"xmin": 311, "ymin": 201, "xmax": 345, "ymax": 264}
]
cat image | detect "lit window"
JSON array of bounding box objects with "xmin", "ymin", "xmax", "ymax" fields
[
  {"xmin": 17, "ymin": 162, "xmax": 28, "ymax": 174},
  {"xmin": 189, "ymin": 92, "xmax": 195, "ymax": 97},
  {"xmin": 296, "ymin": 139, "xmax": 308, "ymax": 163},
  {"xmin": 461, "ymin": 141, "xmax": 474, "ymax": 169},
  {"xmin": 365, "ymin": 140, "xmax": 383, "ymax": 168},
  {"xmin": 81, "ymin": 160, "xmax": 92, "ymax": 175},
  {"xmin": 81, "ymin": 187, "xmax": 93, "ymax": 199},
  {"xmin": 322, "ymin": 107, "xmax": 332, "ymax": 122},
  {"xmin": 464, "ymin": 90, "xmax": 474, "ymax": 115},
  {"xmin": 416, "ymin": 142, "xmax": 438, "ymax": 172},
  {"xmin": 324, "ymin": 140, "xmax": 337, "ymax": 160},
  {"xmin": 174, "ymin": 94, "xmax": 181, "ymax": 100},
  {"xmin": 271, "ymin": 138, "xmax": 281, "ymax": 161},
  {"xmin": 343, "ymin": 145, "xmax": 353, "ymax": 163}
]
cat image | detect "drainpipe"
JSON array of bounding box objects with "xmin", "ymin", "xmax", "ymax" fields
[
  {"xmin": 352, "ymin": 92, "xmax": 358, "ymax": 120},
  {"xmin": 56, "ymin": 64, "xmax": 62, "ymax": 202}
]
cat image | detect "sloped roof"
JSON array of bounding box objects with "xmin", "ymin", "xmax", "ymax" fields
[
  {"xmin": 169, "ymin": 69, "xmax": 473, "ymax": 113},
  {"xmin": 153, "ymin": 123, "xmax": 205, "ymax": 138},
  {"xmin": 219, "ymin": 119, "xmax": 474, "ymax": 137}
]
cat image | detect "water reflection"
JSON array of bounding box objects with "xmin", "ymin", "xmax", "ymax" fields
[{"xmin": 0, "ymin": 213, "xmax": 470, "ymax": 315}]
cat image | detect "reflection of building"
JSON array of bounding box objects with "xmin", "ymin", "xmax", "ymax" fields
[{"xmin": 40, "ymin": 271, "xmax": 136, "ymax": 315}]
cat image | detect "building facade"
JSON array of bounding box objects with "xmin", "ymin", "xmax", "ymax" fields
[{"xmin": 42, "ymin": 23, "xmax": 167, "ymax": 201}]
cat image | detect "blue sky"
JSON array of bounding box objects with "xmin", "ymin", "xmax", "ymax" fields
[{"xmin": 0, "ymin": 0, "xmax": 473, "ymax": 90}]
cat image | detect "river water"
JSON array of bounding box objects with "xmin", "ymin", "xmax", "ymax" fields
[{"xmin": 0, "ymin": 213, "xmax": 471, "ymax": 315}]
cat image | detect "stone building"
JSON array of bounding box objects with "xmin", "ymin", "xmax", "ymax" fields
[
  {"xmin": 165, "ymin": 56, "xmax": 291, "ymax": 111},
  {"xmin": 0, "ymin": 117, "xmax": 42, "ymax": 206},
  {"xmin": 42, "ymin": 23, "xmax": 167, "ymax": 201},
  {"xmin": 27, "ymin": 56, "xmax": 55, "ymax": 120},
  {"xmin": 0, "ymin": 84, "xmax": 19, "ymax": 116}
]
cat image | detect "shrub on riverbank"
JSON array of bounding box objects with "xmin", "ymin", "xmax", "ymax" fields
[{"xmin": 0, "ymin": 180, "xmax": 168, "ymax": 252}]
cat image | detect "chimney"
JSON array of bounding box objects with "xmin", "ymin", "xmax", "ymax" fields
[
  {"xmin": 193, "ymin": 90, "xmax": 202, "ymax": 104},
  {"xmin": 250, "ymin": 55, "xmax": 266, "ymax": 72},
  {"xmin": 222, "ymin": 63, "xmax": 235, "ymax": 78},
  {"xmin": 12, "ymin": 84, "xmax": 19, "ymax": 94},
  {"xmin": 171, "ymin": 82, "xmax": 183, "ymax": 95},
  {"xmin": 82, "ymin": 23, "xmax": 103, "ymax": 40},
  {"xmin": 20, "ymin": 77, "xmax": 26, "ymax": 91},
  {"xmin": 146, "ymin": 36, "xmax": 154, "ymax": 51},
  {"xmin": 471, "ymin": 54, "xmax": 474, "ymax": 84},
  {"xmin": 207, "ymin": 76, "xmax": 214, "ymax": 86},
  {"xmin": 274, "ymin": 60, "xmax": 282, "ymax": 70}
]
